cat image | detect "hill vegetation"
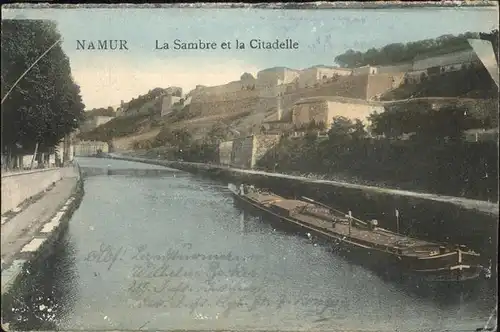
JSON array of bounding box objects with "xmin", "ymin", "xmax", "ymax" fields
[
  {"xmin": 126, "ymin": 88, "xmax": 168, "ymax": 111},
  {"xmin": 256, "ymin": 109, "xmax": 498, "ymax": 202},
  {"xmin": 78, "ymin": 113, "xmax": 157, "ymax": 141},
  {"xmin": 84, "ymin": 107, "xmax": 115, "ymax": 119}
]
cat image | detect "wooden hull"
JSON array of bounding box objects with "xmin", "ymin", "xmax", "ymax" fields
[{"xmin": 231, "ymin": 190, "xmax": 485, "ymax": 283}]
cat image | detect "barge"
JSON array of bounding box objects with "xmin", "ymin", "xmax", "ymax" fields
[{"xmin": 229, "ymin": 183, "xmax": 485, "ymax": 283}]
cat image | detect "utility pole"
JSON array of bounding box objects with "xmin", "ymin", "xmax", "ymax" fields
[
  {"xmin": 63, "ymin": 134, "xmax": 70, "ymax": 165},
  {"xmin": 348, "ymin": 210, "xmax": 352, "ymax": 237},
  {"xmin": 395, "ymin": 208, "xmax": 400, "ymax": 234}
]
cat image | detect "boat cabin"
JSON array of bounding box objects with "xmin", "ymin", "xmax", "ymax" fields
[{"xmin": 269, "ymin": 199, "xmax": 309, "ymax": 217}]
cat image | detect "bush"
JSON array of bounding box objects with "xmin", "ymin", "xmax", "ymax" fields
[{"xmin": 256, "ymin": 133, "xmax": 498, "ymax": 201}]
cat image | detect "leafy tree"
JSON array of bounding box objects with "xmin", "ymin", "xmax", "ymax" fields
[
  {"xmin": 171, "ymin": 128, "xmax": 192, "ymax": 147},
  {"xmin": 328, "ymin": 116, "xmax": 357, "ymax": 138},
  {"xmin": 206, "ymin": 122, "xmax": 229, "ymax": 144},
  {"xmin": 369, "ymin": 103, "xmax": 478, "ymax": 141},
  {"xmin": 240, "ymin": 72, "xmax": 255, "ymax": 81},
  {"xmin": 304, "ymin": 131, "xmax": 317, "ymax": 144},
  {"xmin": 153, "ymin": 127, "xmax": 192, "ymax": 149},
  {"xmin": 351, "ymin": 119, "xmax": 366, "ymax": 140},
  {"xmin": 85, "ymin": 107, "xmax": 115, "ymax": 118},
  {"xmin": 1, "ymin": 19, "xmax": 84, "ymax": 158}
]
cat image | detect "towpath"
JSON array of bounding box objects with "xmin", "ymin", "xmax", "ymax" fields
[{"xmin": 1, "ymin": 168, "xmax": 78, "ymax": 270}]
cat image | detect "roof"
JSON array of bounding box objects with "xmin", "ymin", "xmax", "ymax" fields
[
  {"xmin": 308, "ymin": 65, "xmax": 352, "ymax": 71},
  {"xmin": 304, "ymin": 65, "xmax": 352, "ymax": 71},
  {"xmin": 222, "ymin": 133, "xmax": 281, "ymax": 144},
  {"xmin": 263, "ymin": 120, "xmax": 291, "ymax": 124},
  {"xmin": 375, "ymin": 61, "xmax": 414, "ymax": 68},
  {"xmin": 294, "ymin": 96, "xmax": 384, "ymax": 106},
  {"xmin": 413, "ymin": 47, "xmax": 474, "ymax": 62}
]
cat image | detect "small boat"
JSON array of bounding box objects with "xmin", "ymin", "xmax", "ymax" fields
[{"xmin": 228, "ymin": 183, "xmax": 485, "ymax": 283}]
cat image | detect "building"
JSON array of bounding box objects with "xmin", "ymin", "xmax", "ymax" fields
[
  {"xmin": 218, "ymin": 140, "xmax": 233, "ymax": 166},
  {"xmin": 164, "ymin": 86, "xmax": 183, "ymax": 96},
  {"xmin": 352, "ymin": 65, "xmax": 378, "ymax": 76},
  {"xmin": 261, "ymin": 120, "xmax": 294, "ymax": 134},
  {"xmin": 375, "ymin": 62, "xmax": 414, "ymax": 74},
  {"xmin": 116, "ymin": 87, "xmax": 181, "ymax": 118},
  {"xmin": 260, "ymin": 96, "xmax": 294, "ymax": 134},
  {"xmin": 188, "ymin": 73, "xmax": 256, "ymax": 101},
  {"xmin": 73, "ymin": 141, "xmax": 109, "ymax": 156},
  {"xmin": 297, "ymin": 66, "xmax": 352, "ymax": 89},
  {"xmin": 256, "ymin": 67, "xmax": 301, "ymax": 97},
  {"xmin": 160, "ymin": 95, "xmax": 182, "ymax": 117},
  {"xmin": 412, "ymin": 48, "xmax": 481, "ymax": 73},
  {"xmin": 291, "ymin": 96, "xmax": 384, "ymax": 128},
  {"xmin": 219, "ymin": 134, "xmax": 281, "ymax": 169},
  {"xmin": 80, "ymin": 116, "xmax": 114, "ymax": 132}
]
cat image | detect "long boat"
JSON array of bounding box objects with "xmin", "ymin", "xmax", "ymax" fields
[{"xmin": 228, "ymin": 183, "xmax": 485, "ymax": 283}]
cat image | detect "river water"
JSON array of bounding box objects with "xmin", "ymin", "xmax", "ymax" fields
[{"xmin": 2, "ymin": 158, "xmax": 497, "ymax": 331}]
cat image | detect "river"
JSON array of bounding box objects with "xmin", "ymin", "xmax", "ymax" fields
[{"xmin": 2, "ymin": 157, "xmax": 497, "ymax": 331}]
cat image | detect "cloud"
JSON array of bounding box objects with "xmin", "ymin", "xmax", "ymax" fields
[{"xmin": 71, "ymin": 55, "xmax": 260, "ymax": 109}]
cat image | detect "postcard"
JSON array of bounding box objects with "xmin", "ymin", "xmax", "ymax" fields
[{"xmin": 1, "ymin": 3, "xmax": 498, "ymax": 332}]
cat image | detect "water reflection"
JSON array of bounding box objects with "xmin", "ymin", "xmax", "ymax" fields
[
  {"xmin": 3, "ymin": 233, "xmax": 78, "ymax": 330},
  {"xmin": 2, "ymin": 163, "xmax": 497, "ymax": 331},
  {"xmin": 237, "ymin": 207, "xmax": 495, "ymax": 305}
]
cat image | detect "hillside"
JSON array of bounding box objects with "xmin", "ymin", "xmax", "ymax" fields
[
  {"xmin": 77, "ymin": 73, "xmax": 376, "ymax": 151},
  {"xmin": 77, "ymin": 30, "xmax": 498, "ymax": 152},
  {"xmin": 79, "ymin": 66, "xmax": 496, "ymax": 152}
]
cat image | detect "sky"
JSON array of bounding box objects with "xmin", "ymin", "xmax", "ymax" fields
[{"xmin": 1, "ymin": 6, "xmax": 498, "ymax": 109}]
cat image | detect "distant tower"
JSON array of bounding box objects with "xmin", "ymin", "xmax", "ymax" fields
[{"xmin": 276, "ymin": 95, "xmax": 282, "ymax": 121}]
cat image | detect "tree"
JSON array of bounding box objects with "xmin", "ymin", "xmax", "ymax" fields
[
  {"xmin": 369, "ymin": 103, "xmax": 476, "ymax": 142},
  {"xmin": 206, "ymin": 122, "xmax": 229, "ymax": 144},
  {"xmin": 327, "ymin": 116, "xmax": 366, "ymax": 141},
  {"xmin": 1, "ymin": 19, "xmax": 84, "ymax": 160},
  {"xmin": 240, "ymin": 72, "xmax": 255, "ymax": 81},
  {"xmin": 85, "ymin": 107, "xmax": 115, "ymax": 118},
  {"xmin": 351, "ymin": 119, "xmax": 366, "ymax": 140},
  {"xmin": 172, "ymin": 128, "xmax": 192, "ymax": 147}
]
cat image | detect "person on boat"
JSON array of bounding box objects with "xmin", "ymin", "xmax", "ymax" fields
[{"xmin": 240, "ymin": 184, "xmax": 245, "ymax": 195}]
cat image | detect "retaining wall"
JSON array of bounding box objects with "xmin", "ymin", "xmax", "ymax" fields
[
  {"xmin": 1, "ymin": 168, "xmax": 73, "ymax": 215},
  {"xmin": 1, "ymin": 168, "xmax": 84, "ymax": 329}
]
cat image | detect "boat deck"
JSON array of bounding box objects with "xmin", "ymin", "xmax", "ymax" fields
[
  {"xmin": 245, "ymin": 191, "xmax": 440, "ymax": 255},
  {"xmin": 295, "ymin": 213, "xmax": 432, "ymax": 251}
]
